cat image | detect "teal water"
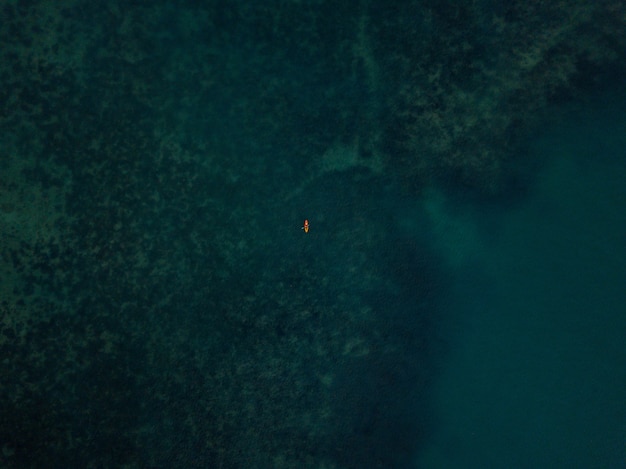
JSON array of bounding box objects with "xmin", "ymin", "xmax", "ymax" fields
[
  {"xmin": 417, "ymin": 96, "xmax": 626, "ymax": 468},
  {"xmin": 1, "ymin": 2, "xmax": 624, "ymax": 467}
]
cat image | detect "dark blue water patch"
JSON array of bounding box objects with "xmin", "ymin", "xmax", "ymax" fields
[
  {"xmin": 327, "ymin": 303, "xmax": 441, "ymax": 469},
  {"xmin": 323, "ymin": 209, "xmax": 448, "ymax": 468},
  {"xmin": 328, "ymin": 355, "xmax": 433, "ymax": 469}
]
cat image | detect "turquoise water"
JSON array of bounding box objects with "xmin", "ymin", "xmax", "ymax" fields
[
  {"xmin": 1, "ymin": 2, "xmax": 624, "ymax": 467},
  {"xmin": 417, "ymin": 96, "xmax": 626, "ymax": 468}
]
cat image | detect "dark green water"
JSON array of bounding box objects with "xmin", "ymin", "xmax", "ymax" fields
[
  {"xmin": 0, "ymin": 2, "xmax": 624, "ymax": 468},
  {"xmin": 416, "ymin": 96, "xmax": 626, "ymax": 468}
]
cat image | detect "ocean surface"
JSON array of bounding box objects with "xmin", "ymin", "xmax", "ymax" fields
[
  {"xmin": 0, "ymin": 2, "xmax": 624, "ymax": 468},
  {"xmin": 416, "ymin": 95, "xmax": 626, "ymax": 468}
]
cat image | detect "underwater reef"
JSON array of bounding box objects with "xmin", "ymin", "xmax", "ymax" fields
[
  {"xmin": 0, "ymin": 1, "xmax": 624, "ymax": 467},
  {"xmin": 374, "ymin": 1, "xmax": 626, "ymax": 193}
]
